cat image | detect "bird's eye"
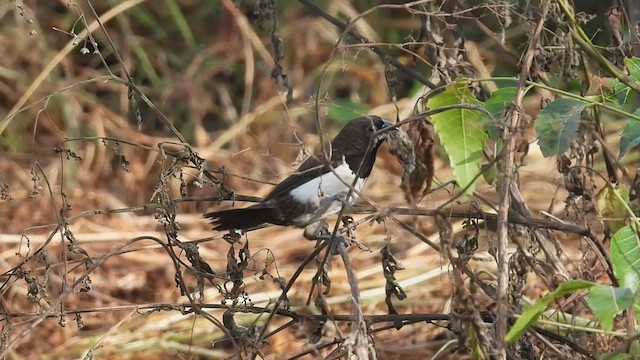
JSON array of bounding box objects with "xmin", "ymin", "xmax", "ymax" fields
[{"xmin": 367, "ymin": 125, "xmax": 375, "ymax": 133}]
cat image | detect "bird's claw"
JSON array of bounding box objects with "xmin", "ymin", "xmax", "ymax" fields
[
  {"xmin": 223, "ymin": 230, "xmax": 242, "ymax": 244},
  {"xmin": 341, "ymin": 215, "xmax": 354, "ymax": 225},
  {"xmin": 303, "ymin": 220, "xmax": 330, "ymax": 240},
  {"xmin": 314, "ymin": 233, "xmax": 351, "ymax": 255},
  {"xmin": 303, "ymin": 220, "xmax": 353, "ymax": 256}
]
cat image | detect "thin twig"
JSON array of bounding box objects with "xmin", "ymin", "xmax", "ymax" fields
[
  {"xmin": 335, "ymin": 240, "xmax": 371, "ymax": 359},
  {"xmin": 495, "ymin": 2, "xmax": 551, "ymax": 358}
]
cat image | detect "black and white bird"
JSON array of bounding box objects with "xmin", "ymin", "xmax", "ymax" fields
[{"xmin": 204, "ymin": 116, "xmax": 396, "ymax": 236}]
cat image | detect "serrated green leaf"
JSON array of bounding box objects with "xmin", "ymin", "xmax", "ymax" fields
[
  {"xmin": 587, "ymin": 285, "xmax": 634, "ymax": 331},
  {"xmin": 620, "ymin": 117, "xmax": 640, "ymax": 159},
  {"xmin": 427, "ymin": 83, "xmax": 486, "ymax": 195},
  {"xmin": 535, "ymin": 99, "xmax": 586, "ymax": 157},
  {"xmin": 611, "ymin": 226, "xmax": 640, "ymax": 292},
  {"xmin": 506, "ymin": 280, "xmax": 595, "ymax": 343},
  {"xmin": 596, "ymin": 184, "xmax": 631, "ymax": 234},
  {"xmin": 483, "ymin": 87, "xmax": 517, "ymax": 139},
  {"xmin": 328, "ymin": 99, "xmax": 370, "ymax": 125}
]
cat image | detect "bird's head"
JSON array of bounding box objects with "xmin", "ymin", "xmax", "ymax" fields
[
  {"xmin": 324, "ymin": 116, "xmax": 398, "ymax": 176},
  {"xmin": 332, "ymin": 116, "xmax": 397, "ymax": 151},
  {"xmin": 370, "ymin": 116, "xmax": 397, "ymax": 142}
]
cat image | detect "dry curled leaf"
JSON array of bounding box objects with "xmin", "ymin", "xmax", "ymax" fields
[
  {"xmin": 387, "ymin": 127, "xmax": 415, "ymax": 198},
  {"xmin": 606, "ymin": 6, "xmax": 624, "ymax": 48},
  {"xmin": 387, "ymin": 117, "xmax": 435, "ymax": 205}
]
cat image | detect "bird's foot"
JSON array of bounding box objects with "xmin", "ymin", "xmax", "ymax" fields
[
  {"xmin": 223, "ymin": 230, "xmax": 242, "ymax": 244},
  {"xmin": 304, "ymin": 220, "xmax": 354, "ymax": 255},
  {"xmin": 303, "ymin": 220, "xmax": 330, "ymax": 240},
  {"xmin": 341, "ymin": 215, "xmax": 356, "ymax": 238},
  {"xmin": 315, "ymin": 233, "xmax": 352, "ymax": 255},
  {"xmin": 341, "ymin": 215, "xmax": 354, "ymax": 225}
]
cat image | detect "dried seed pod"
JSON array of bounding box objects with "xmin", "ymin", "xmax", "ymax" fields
[{"xmin": 386, "ymin": 117, "xmax": 435, "ymax": 205}]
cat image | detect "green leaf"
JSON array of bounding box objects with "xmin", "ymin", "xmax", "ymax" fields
[
  {"xmin": 625, "ymin": 58, "xmax": 640, "ymax": 82},
  {"xmin": 631, "ymin": 341, "xmax": 640, "ymax": 356},
  {"xmin": 620, "ymin": 117, "xmax": 640, "ymax": 160},
  {"xmin": 587, "ymin": 285, "xmax": 634, "ymax": 330},
  {"xmin": 611, "ymin": 78, "xmax": 632, "ymax": 106},
  {"xmin": 596, "ymin": 184, "xmax": 631, "ymax": 234},
  {"xmin": 605, "ymin": 354, "xmax": 638, "ymax": 360},
  {"xmin": 506, "ymin": 280, "xmax": 595, "ymax": 343},
  {"xmin": 482, "ymin": 163, "xmax": 496, "ymax": 185},
  {"xmin": 328, "ymin": 99, "xmax": 370, "ymax": 125},
  {"xmin": 535, "ymin": 99, "xmax": 587, "ymax": 157},
  {"xmin": 634, "ymin": 299, "xmax": 640, "ymax": 333},
  {"xmin": 622, "ymin": 58, "xmax": 640, "ymax": 107},
  {"xmin": 483, "ymin": 87, "xmax": 517, "ymax": 139},
  {"xmin": 427, "ymin": 83, "xmax": 487, "ymax": 195},
  {"xmin": 540, "ymin": 309, "xmax": 597, "ymax": 336},
  {"xmin": 584, "ymin": 75, "xmax": 626, "ymax": 106},
  {"xmin": 611, "ymin": 225, "xmax": 640, "ymax": 292}
]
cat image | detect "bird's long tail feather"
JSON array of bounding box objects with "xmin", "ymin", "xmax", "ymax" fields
[{"xmin": 203, "ymin": 206, "xmax": 280, "ymax": 231}]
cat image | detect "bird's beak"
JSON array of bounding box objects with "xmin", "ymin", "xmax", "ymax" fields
[{"xmin": 376, "ymin": 120, "xmax": 398, "ymax": 141}]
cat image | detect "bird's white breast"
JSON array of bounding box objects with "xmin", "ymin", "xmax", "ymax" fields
[{"xmin": 288, "ymin": 160, "xmax": 366, "ymax": 224}]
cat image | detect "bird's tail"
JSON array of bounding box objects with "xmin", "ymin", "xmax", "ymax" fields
[{"xmin": 203, "ymin": 205, "xmax": 281, "ymax": 231}]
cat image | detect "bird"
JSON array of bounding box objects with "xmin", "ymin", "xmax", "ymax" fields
[{"xmin": 204, "ymin": 116, "xmax": 397, "ymax": 237}]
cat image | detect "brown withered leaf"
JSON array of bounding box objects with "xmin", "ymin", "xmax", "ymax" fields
[
  {"xmin": 606, "ymin": 5, "xmax": 625, "ymax": 50},
  {"xmin": 387, "ymin": 117, "xmax": 435, "ymax": 205}
]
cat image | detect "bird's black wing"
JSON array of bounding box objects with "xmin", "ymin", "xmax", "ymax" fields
[{"xmin": 262, "ymin": 154, "xmax": 336, "ymax": 201}]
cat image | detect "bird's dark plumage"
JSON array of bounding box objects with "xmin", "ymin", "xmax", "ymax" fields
[{"xmin": 204, "ymin": 116, "xmax": 396, "ymax": 232}]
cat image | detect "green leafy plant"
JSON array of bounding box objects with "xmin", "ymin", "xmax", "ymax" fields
[
  {"xmin": 534, "ymin": 98, "xmax": 588, "ymax": 157},
  {"xmin": 506, "ymin": 219, "xmax": 640, "ymax": 355},
  {"xmin": 427, "ymin": 82, "xmax": 487, "ymax": 195},
  {"xmin": 482, "ymin": 86, "xmax": 518, "ymax": 139},
  {"xmin": 423, "ymin": 56, "xmax": 640, "ymax": 356}
]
